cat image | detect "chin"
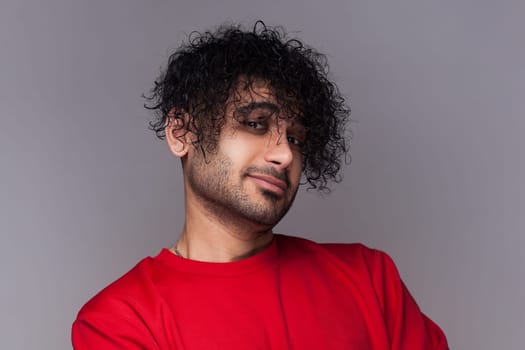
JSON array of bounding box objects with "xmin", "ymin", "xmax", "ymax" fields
[
  {"xmin": 260, "ymin": 189, "xmax": 284, "ymax": 202},
  {"xmin": 239, "ymin": 203, "xmax": 288, "ymax": 227}
]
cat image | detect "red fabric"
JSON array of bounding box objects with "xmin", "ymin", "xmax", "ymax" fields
[{"xmin": 72, "ymin": 235, "xmax": 448, "ymax": 349}]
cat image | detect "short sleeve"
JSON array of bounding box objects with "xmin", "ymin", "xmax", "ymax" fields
[
  {"xmin": 72, "ymin": 299, "xmax": 160, "ymax": 350},
  {"xmin": 367, "ymin": 248, "xmax": 449, "ymax": 350}
]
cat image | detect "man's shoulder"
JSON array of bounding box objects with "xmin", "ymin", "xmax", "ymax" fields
[
  {"xmin": 72, "ymin": 253, "xmax": 171, "ymax": 348},
  {"xmin": 276, "ymin": 234, "xmax": 390, "ymax": 269},
  {"xmin": 76, "ymin": 253, "xmax": 162, "ymax": 318},
  {"xmin": 276, "ymin": 234, "xmax": 403, "ymax": 300}
]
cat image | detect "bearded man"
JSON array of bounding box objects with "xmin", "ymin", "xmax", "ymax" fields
[{"xmin": 72, "ymin": 22, "xmax": 448, "ymax": 349}]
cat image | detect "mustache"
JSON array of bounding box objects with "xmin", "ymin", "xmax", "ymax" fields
[{"xmin": 243, "ymin": 166, "xmax": 290, "ymax": 188}]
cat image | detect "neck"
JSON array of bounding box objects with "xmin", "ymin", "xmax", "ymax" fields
[
  {"xmin": 173, "ymin": 189, "xmax": 275, "ymax": 262},
  {"xmin": 173, "ymin": 228, "xmax": 273, "ymax": 262}
]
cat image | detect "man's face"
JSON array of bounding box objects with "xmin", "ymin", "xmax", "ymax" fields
[{"xmin": 184, "ymin": 81, "xmax": 305, "ymax": 227}]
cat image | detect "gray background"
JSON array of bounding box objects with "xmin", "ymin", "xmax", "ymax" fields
[{"xmin": 1, "ymin": 0, "xmax": 523, "ymax": 349}]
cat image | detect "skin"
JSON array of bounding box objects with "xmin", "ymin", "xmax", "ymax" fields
[{"xmin": 166, "ymin": 81, "xmax": 305, "ymax": 262}]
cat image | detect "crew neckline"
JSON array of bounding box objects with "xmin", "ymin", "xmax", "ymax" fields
[{"xmin": 154, "ymin": 234, "xmax": 281, "ymax": 276}]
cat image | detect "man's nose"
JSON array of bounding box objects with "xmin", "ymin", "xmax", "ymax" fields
[{"xmin": 263, "ymin": 130, "xmax": 294, "ymax": 170}]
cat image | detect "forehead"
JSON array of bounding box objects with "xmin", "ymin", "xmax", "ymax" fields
[
  {"xmin": 229, "ymin": 78, "xmax": 302, "ymax": 121},
  {"xmin": 232, "ymin": 79, "xmax": 276, "ymax": 104}
]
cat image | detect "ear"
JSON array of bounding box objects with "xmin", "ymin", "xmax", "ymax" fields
[{"xmin": 165, "ymin": 109, "xmax": 191, "ymax": 158}]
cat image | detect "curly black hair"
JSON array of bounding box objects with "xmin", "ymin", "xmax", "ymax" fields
[{"xmin": 145, "ymin": 21, "xmax": 350, "ymax": 192}]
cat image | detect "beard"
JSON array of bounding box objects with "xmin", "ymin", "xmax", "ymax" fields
[{"xmin": 186, "ymin": 150, "xmax": 297, "ymax": 227}]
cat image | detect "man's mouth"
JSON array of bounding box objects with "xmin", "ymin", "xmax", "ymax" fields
[{"xmin": 247, "ymin": 174, "xmax": 288, "ymax": 195}]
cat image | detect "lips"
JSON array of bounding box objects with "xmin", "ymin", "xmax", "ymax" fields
[{"xmin": 248, "ymin": 174, "xmax": 288, "ymax": 194}]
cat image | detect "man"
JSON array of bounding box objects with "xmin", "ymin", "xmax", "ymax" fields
[{"xmin": 72, "ymin": 22, "xmax": 448, "ymax": 349}]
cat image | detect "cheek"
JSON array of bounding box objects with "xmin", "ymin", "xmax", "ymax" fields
[
  {"xmin": 219, "ymin": 138, "xmax": 258, "ymax": 166},
  {"xmin": 289, "ymin": 154, "xmax": 303, "ymax": 182}
]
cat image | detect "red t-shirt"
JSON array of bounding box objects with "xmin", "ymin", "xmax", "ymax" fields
[{"xmin": 72, "ymin": 235, "xmax": 448, "ymax": 349}]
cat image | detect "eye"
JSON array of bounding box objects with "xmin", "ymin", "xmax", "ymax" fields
[
  {"xmin": 238, "ymin": 118, "xmax": 270, "ymax": 133},
  {"xmin": 287, "ymin": 135, "xmax": 303, "ymax": 147},
  {"xmin": 244, "ymin": 121, "xmax": 266, "ymax": 130}
]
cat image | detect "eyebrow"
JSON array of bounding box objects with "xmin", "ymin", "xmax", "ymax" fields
[
  {"xmin": 236, "ymin": 102, "xmax": 280, "ymax": 115},
  {"xmin": 235, "ymin": 101, "xmax": 306, "ymax": 129}
]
